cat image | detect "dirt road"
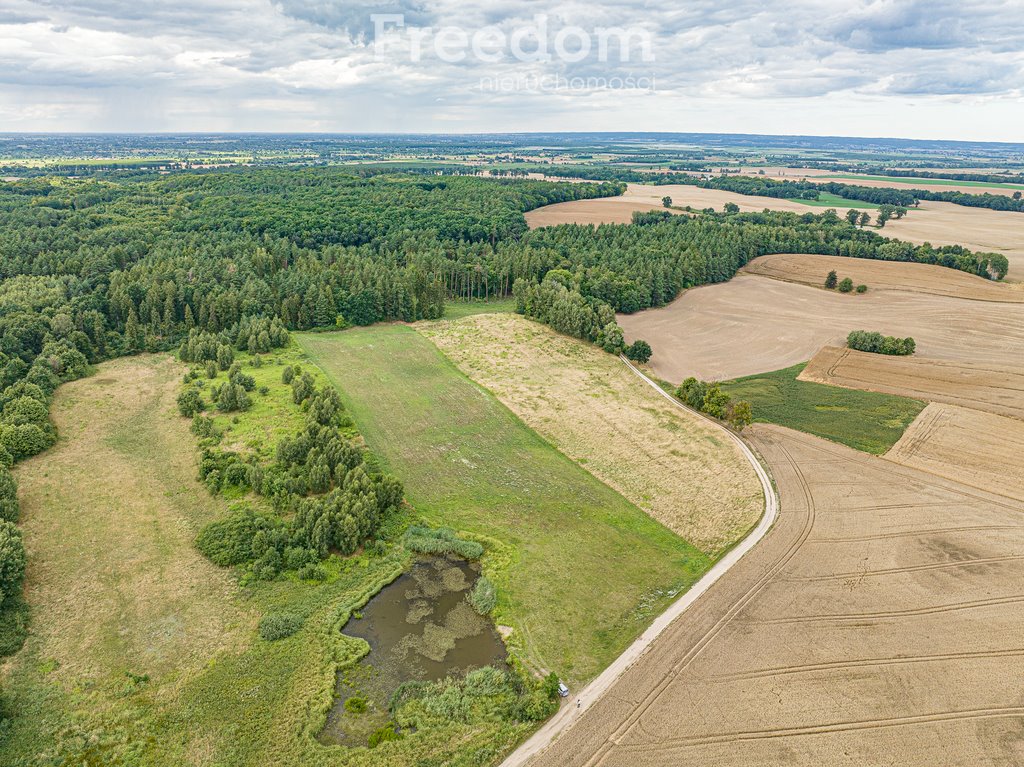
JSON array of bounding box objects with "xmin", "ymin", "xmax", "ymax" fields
[
  {"xmin": 500, "ymin": 358, "xmax": 778, "ymax": 767},
  {"xmin": 520, "ymin": 425, "xmax": 1024, "ymax": 767}
]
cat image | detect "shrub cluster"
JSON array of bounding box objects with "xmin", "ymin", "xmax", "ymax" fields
[
  {"xmin": 675, "ymin": 378, "xmax": 753, "ymax": 430},
  {"xmin": 402, "ymin": 526, "xmax": 485, "ymax": 560},
  {"xmin": 468, "ymin": 575, "xmax": 497, "ymax": 615},
  {"xmin": 824, "ymin": 270, "xmax": 867, "ymax": 294},
  {"xmin": 258, "ymin": 611, "xmax": 304, "ymax": 641},
  {"xmin": 847, "ymin": 331, "xmax": 916, "ymax": 356},
  {"xmin": 193, "ymin": 373, "xmax": 404, "ymax": 580}
]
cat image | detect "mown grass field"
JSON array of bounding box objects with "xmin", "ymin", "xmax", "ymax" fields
[
  {"xmin": 299, "ymin": 326, "xmax": 712, "ymax": 684},
  {"xmin": 721, "ymin": 362, "xmax": 926, "ymax": 454},
  {"xmin": 795, "ymin": 191, "xmax": 878, "ymax": 209}
]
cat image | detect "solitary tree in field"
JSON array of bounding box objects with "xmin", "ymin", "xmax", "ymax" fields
[
  {"xmin": 724, "ymin": 202, "xmax": 740, "ymax": 214},
  {"xmin": 858, "ymin": 211, "xmax": 871, "ymax": 228},
  {"xmin": 845, "ymin": 209, "xmax": 860, "ymax": 225},
  {"xmin": 662, "ymin": 196, "xmax": 672, "ymax": 208},
  {"xmin": 876, "ymin": 204, "xmax": 895, "ymax": 228},
  {"xmin": 825, "ymin": 270, "xmax": 838, "ymax": 289}
]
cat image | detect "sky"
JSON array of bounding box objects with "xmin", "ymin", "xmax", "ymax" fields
[{"xmin": 0, "ymin": 0, "xmax": 1022, "ymax": 140}]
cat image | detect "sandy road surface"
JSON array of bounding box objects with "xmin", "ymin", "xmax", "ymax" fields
[
  {"xmin": 500, "ymin": 358, "xmax": 778, "ymax": 767},
  {"xmin": 523, "ymin": 425, "xmax": 1024, "ymax": 767}
]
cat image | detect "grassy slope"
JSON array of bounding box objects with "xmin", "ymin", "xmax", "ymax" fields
[
  {"xmin": 795, "ymin": 192, "xmax": 879, "ymax": 209},
  {"xmin": 420, "ymin": 313, "xmax": 762, "ymax": 555},
  {"xmin": 721, "ymin": 363, "xmax": 926, "ymax": 455},
  {"xmin": 298, "ymin": 326, "xmax": 711, "ymax": 685}
]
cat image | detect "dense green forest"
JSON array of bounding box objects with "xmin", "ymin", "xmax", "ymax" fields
[{"xmin": 0, "ymin": 168, "xmax": 1010, "ymax": 653}]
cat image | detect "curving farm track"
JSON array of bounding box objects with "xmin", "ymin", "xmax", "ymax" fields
[
  {"xmin": 500, "ymin": 358, "xmax": 779, "ymax": 767},
  {"xmin": 521, "ymin": 425, "xmax": 1024, "ymax": 766}
]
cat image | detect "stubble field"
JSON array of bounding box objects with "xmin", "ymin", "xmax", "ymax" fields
[
  {"xmin": 527, "ymin": 425, "xmax": 1024, "ymax": 767},
  {"xmin": 525, "ymin": 183, "xmax": 1024, "ymax": 281},
  {"xmin": 617, "ymin": 273, "xmax": 1024, "ymax": 383}
]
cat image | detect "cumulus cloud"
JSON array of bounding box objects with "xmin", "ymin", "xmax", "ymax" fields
[{"xmin": 0, "ymin": 0, "xmax": 1020, "ymax": 137}]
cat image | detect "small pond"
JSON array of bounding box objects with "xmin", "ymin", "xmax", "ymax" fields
[{"xmin": 319, "ymin": 555, "xmax": 508, "ymax": 745}]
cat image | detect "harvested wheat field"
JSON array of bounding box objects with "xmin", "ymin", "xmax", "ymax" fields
[
  {"xmin": 420, "ymin": 313, "xmax": 762, "ymax": 555},
  {"xmin": 886, "ymin": 403, "xmax": 1024, "ymax": 502},
  {"xmin": 526, "ymin": 185, "xmax": 1024, "ymax": 282},
  {"xmin": 10, "ymin": 355, "xmax": 250, "ymax": 682},
  {"xmin": 526, "ymin": 425, "xmax": 1024, "ymax": 767},
  {"xmin": 618, "ymin": 274, "xmax": 1024, "ymax": 382},
  {"xmin": 882, "ymin": 201, "xmax": 1024, "ymax": 281},
  {"xmin": 525, "ymin": 196, "xmax": 666, "ymax": 227},
  {"xmin": 801, "ymin": 346, "xmax": 1024, "ymax": 420},
  {"xmin": 744, "ymin": 253, "xmax": 1024, "ymax": 301}
]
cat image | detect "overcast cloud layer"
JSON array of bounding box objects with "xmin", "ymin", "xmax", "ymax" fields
[{"xmin": 0, "ymin": 0, "xmax": 1021, "ymax": 139}]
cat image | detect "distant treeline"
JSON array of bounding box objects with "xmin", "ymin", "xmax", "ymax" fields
[
  {"xmin": 851, "ymin": 168, "xmax": 1024, "ymax": 185},
  {"xmin": 522, "ymin": 164, "xmax": 1024, "ymax": 213}
]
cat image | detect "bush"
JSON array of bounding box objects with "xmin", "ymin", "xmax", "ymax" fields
[
  {"xmin": 468, "ymin": 575, "xmax": 497, "ymax": 615},
  {"xmin": 0, "ymin": 520, "xmax": 26, "ymax": 607},
  {"xmin": 368, "ymin": 723, "xmax": 404, "ymax": 748},
  {"xmin": 0, "ymin": 467, "xmax": 18, "ymax": 522},
  {"xmin": 344, "ymin": 695, "xmax": 368, "ymax": 714},
  {"xmin": 675, "ymin": 377, "xmax": 707, "ymax": 411},
  {"xmin": 177, "ymin": 388, "xmax": 205, "ymax": 418},
  {"xmin": 856, "ymin": 284, "xmax": 868, "ymax": 293},
  {"xmin": 403, "ymin": 526, "xmax": 484, "ymax": 560},
  {"xmin": 0, "ymin": 592, "xmax": 29, "ymax": 656},
  {"xmin": 0, "ymin": 423, "xmax": 55, "ymax": 461},
  {"xmin": 258, "ymin": 611, "xmax": 303, "ymax": 641},
  {"xmin": 838, "ymin": 277, "xmax": 854, "ymax": 293},
  {"xmin": 702, "ymin": 383, "xmax": 731, "ymax": 419},
  {"xmin": 196, "ymin": 509, "xmax": 283, "ymax": 566}
]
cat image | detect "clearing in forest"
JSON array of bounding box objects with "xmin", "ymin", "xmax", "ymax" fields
[
  {"xmin": 2, "ymin": 355, "xmax": 253, "ymax": 761},
  {"xmin": 420, "ymin": 312, "xmax": 762, "ymax": 555},
  {"xmin": 298, "ymin": 327, "xmax": 712, "ymax": 685}
]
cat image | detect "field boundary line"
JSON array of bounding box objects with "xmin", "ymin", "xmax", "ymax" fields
[{"xmin": 499, "ymin": 356, "xmax": 779, "ymax": 767}]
